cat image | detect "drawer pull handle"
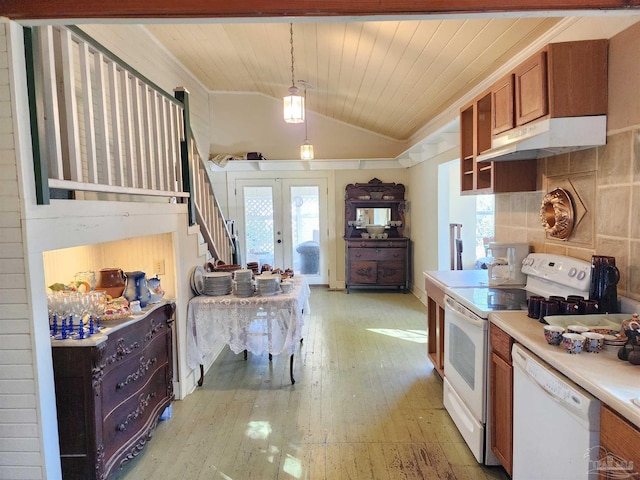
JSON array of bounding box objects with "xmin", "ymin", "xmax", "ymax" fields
[
  {"xmin": 355, "ymin": 254, "xmax": 361, "ymax": 258},
  {"xmin": 115, "ymin": 357, "xmax": 157, "ymax": 391}
]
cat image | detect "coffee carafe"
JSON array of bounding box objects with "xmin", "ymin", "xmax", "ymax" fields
[
  {"xmin": 589, "ymin": 255, "xmax": 620, "ymax": 313},
  {"xmin": 487, "ymin": 242, "xmax": 531, "ymax": 286}
]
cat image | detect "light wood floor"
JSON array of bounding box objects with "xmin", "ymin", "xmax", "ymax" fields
[{"xmin": 114, "ymin": 288, "xmax": 509, "ymax": 480}]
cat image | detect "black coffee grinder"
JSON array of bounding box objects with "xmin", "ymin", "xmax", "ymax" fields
[{"xmin": 589, "ymin": 255, "xmax": 620, "ymax": 313}]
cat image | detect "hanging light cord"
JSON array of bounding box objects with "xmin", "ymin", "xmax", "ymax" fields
[
  {"xmin": 304, "ymin": 87, "xmax": 308, "ymax": 140},
  {"xmin": 289, "ymin": 23, "xmax": 296, "ymax": 89}
]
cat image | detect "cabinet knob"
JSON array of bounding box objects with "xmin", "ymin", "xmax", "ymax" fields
[
  {"xmin": 355, "ymin": 254, "xmax": 361, "ymax": 258},
  {"xmin": 116, "ymin": 382, "xmax": 125, "ymax": 390},
  {"xmin": 375, "ymin": 249, "xmax": 380, "ymax": 253},
  {"xmin": 116, "ymin": 424, "xmax": 126, "ymax": 432}
]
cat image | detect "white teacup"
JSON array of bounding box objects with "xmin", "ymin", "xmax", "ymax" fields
[{"xmin": 280, "ymin": 281, "xmax": 293, "ymax": 294}]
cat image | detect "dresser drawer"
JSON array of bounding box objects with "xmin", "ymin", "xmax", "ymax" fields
[
  {"xmin": 349, "ymin": 247, "xmax": 406, "ymax": 261},
  {"xmin": 101, "ymin": 332, "xmax": 170, "ymax": 416},
  {"xmin": 102, "ymin": 362, "xmax": 172, "ymax": 464},
  {"xmin": 101, "ymin": 307, "xmax": 171, "ymax": 375},
  {"xmin": 348, "ymin": 240, "xmax": 408, "ymax": 249}
]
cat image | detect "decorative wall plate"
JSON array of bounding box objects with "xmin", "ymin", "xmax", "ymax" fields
[{"xmin": 540, "ymin": 188, "xmax": 575, "ymax": 239}]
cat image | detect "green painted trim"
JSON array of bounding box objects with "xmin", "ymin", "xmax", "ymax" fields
[
  {"xmin": 67, "ymin": 25, "xmax": 183, "ymax": 107},
  {"xmin": 175, "ymin": 89, "xmax": 196, "ymax": 226},
  {"xmin": 23, "ymin": 26, "xmax": 50, "ymax": 205}
]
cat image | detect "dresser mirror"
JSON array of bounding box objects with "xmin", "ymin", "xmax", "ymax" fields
[{"xmin": 355, "ymin": 208, "xmax": 391, "ymax": 227}]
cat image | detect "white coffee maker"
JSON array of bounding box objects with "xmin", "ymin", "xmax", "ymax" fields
[{"xmin": 487, "ymin": 242, "xmax": 531, "ymax": 286}]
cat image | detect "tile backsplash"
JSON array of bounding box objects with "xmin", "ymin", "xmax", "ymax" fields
[{"xmin": 496, "ymin": 128, "xmax": 639, "ymax": 301}]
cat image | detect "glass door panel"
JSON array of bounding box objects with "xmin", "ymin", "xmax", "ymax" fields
[
  {"xmin": 241, "ymin": 184, "xmax": 279, "ymax": 269},
  {"xmin": 289, "ymin": 185, "xmax": 320, "ymax": 275},
  {"xmin": 237, "ymin": 177, "xmax": 327, "ymax": 285}
]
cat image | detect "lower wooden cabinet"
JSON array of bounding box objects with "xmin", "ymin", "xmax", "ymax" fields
[
  {"xmin": 424, "ymin": 275, "xmax": 445, "ymax": 378},
  {"xmin": 599, "ymin": 404, "xmax": 640, "ymax": 480},
  {"xmin": 489, "ymin": 324, "xmax": 514, "ymax": 476},
  {"xmin": 52, "ymin": 302, "xmax": 175, "ymax": 479},
  {"xmin": 345, "ymin": 238, "xmax": 409, "ymax": 293}
]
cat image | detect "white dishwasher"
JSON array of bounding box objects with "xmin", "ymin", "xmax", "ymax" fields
[{"xmin": 512, "ymin": 344, "xmax": 600, "ymax": 480}]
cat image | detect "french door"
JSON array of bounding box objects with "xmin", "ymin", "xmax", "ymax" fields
[{"xmin": 235, "ymin": 178, "xmax": 328, "ymax": 285}]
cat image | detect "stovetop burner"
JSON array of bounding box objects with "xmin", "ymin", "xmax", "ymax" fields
[{"xmin": 448, "ymin": 287, "xmax": 528, "ymax": 315}]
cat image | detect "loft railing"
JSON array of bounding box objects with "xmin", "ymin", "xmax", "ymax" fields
[
  {"xmin": 25, "ymin": 25, "xmax": 233, "ymax": 263},
  {"xmin": 26, "ymin": 25, "xmax": 188, "ymax": 202}
]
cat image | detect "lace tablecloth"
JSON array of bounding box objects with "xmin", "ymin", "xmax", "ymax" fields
[{"xmin": 186, "ymin": 276, "xmax": 310, "ymax": 370}]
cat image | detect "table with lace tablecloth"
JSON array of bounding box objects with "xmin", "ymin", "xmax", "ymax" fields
[{"xmin": 186, "ymin": 276, "xmax": 310, "ymax": 384}]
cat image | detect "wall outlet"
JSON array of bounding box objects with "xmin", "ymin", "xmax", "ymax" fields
[{"xmin": 153, "ymin": 259, "xmax": 165, "ymax": 275}]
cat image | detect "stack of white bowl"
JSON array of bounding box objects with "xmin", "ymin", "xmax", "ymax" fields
[{"xmin": 233, "ymin": 269, "xmax": 254, "ymax": 297}]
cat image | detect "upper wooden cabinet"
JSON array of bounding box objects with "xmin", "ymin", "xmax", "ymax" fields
[
  {"xmin": 514, "ymin": 50, "xmax": 549, "ymax": 126},
  {"xmin": 460, "ymin": 91, "xmax": 537, "ymax": 195},
  {"xmin": 492, "ymin": 74, "xmax": 515, "ymax": 135},
  {"xmin": 461, "ymin": 39, "xmax": 608, "ymax": 195},
  {"xmin": 495, "ymin": 40, "xmax": 608, "ymax": 131}
]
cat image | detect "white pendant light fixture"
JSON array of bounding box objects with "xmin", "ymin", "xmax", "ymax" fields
[
  {"xmin": 283, "ymin": 23, "xmax": 304, "ymax": 124},
  {"xmin": 300, "ymin": 82, "xmax": 314, "ymax": 160}
]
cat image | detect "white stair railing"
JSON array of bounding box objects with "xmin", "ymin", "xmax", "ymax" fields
[{"xmin": 32, "ymin": 25, "xmax": 187, "ymax": 200}]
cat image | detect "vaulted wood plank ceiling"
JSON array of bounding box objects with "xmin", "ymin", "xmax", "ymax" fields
[{"xmin": 145, "ymin": 18, "xmax": 561, "ymax": 140}]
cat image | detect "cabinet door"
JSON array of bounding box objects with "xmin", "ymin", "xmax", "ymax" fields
[
  {"xmin": 599, "ymin": 405, "xmax": 640, "ymax": 479},
  {"xmin": 492, "ymin": 74, "xmax": 515, "ymax": 135},
  {"xmin": 377, "ymin": 261, "xmax": 405, "ymax": 285},
  {"xmin": 490, "ymin": 352, "xmax": 513, "ymax": 476},
  {"xmin": 515, "ymin": 50, "xmax": 548, "ymax": 126},
  {"xmin": 349, "ymin": 260, "xmax": 377, "ymax": 284}
]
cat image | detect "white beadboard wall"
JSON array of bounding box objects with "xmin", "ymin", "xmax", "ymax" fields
[{"xmin": 0, "ymin": 22, "xmax": 45, "ymax": 480}]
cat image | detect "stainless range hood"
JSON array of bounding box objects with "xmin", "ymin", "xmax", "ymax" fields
[{"xmin": 476, "ymin": 116, "xmax": 607, "ymax": 162}]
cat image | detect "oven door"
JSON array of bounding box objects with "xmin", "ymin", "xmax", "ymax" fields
[
  {"xmin": 443, "ymin": 295, "xmax": 489, "ymax": 463},
  {"xmin": 443, "ymin": 295, "xmax": 488, "ymax": 423}
]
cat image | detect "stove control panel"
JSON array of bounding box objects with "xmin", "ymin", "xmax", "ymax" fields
[{"xmin": 522, "ymin": 253, "xmax": 591, "ymax": 293}]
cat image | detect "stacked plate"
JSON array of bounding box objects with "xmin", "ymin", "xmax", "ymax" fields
[
  {"xmin": 234, "ymin": 269, "xmax": 253, "ymax": 282},
  {"xmin": 202, "ymin": 272, "xmax": 232, "ymax": 296},
  {"xmin": 232, "ymin": 269, "xmax": 254, "ymax": 297},
  {"xmin": 233, "ymin": 279, "xmax": 255, "ymax": 298},
  {"xmin": 256, "ymin": 275, "xmax": 280, "ymax": 296}
]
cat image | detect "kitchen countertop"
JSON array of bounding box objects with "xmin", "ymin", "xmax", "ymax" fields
[
  {"xmin": 489, "ymin": 311, "xmax": 640, "ymax": 429},
  {"xmin": 423, "ymin": 269, "xmax": 490, "ymax": 289}
]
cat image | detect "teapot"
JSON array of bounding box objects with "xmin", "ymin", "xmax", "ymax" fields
[{"xmin": 123, "ymin": 271, "xmax": 151, "ymax": 308}]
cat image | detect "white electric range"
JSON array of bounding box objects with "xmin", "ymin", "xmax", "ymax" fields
[{"xmin": 442, "ymin": 253, "xmax": 592, "ymax": 465}]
